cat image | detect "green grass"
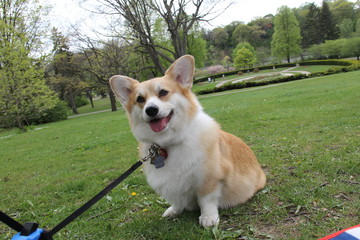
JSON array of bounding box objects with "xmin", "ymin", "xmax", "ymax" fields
[
  {"xmin": 292, "ymin": 65, "xmax": 337, "ymax": 73},
  {"xmin": 68, "ymin": 98, "xmax": 121, "ymax": 116},
  {"xmin": 1, "ymin": 71, "xmax": 359, "ymax": 239}
]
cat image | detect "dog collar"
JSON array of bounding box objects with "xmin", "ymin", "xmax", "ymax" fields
[{"xmin": 150, "ymin": 147, "xmax": 168, "ymax": 169}]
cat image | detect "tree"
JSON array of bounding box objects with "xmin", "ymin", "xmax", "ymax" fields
[
  {"xmin": 271, "ymin": 6, "xmax": 302, "ymax": 63},
  {"xmin": 302, "ymin": 3, "xmax": 321, "ymax": 47},
  {"xmin": 94, "ymin": 0, "xmax": 230, "ymax": 75},
  {"xmin": 47, "ymin": 29, "xmax": 84, "ymax": 114},
  {"xmin": 187, "ymin": 32, "xmax": 207, "ymax": 68},
  {"xmin": 320, "ymin": 39, "xmax": 345, "ymax": 58},
  {"xmin": 355, "ymin": 18, "xmax": 360, "ymax": 36},
  {"xmin": 210, "ymin": 27, "xmax": 229, "ymax": 49},
  {"xmin": 308, "ymin": 44, "xmax": 323, "ymax": 59},
  {"xmin": 233, "ymin": 47, "xmax": 256, "ymax": 69},
  {"xmin": 224, "ymin": 21, "xmax": 241, "ymax": 48},
  {"xmin": 232, "ymin": 24, "xmax": 253, "ymax": 43},
  {"xmin": 232, "ymin": 42, "xmax": 256, "ymax": 60},
  {"xmin": 72, "ymin": 29, "xmax": 140, "ymax": 111},
  {"xmin": 221, "ymin": 56, "xmax": 232, "ymax": 70},
  {"xmin": 248, "ymin": 15, "xmax": 274, "ymax": 48},
  {"xmin": 329, "ymin": 0, "xmax": 356, "ymax": 24},
  {"xmin": 341, "ymin": 37, "xmax": 360, "ymax": 60},
  {"xmin": 0, "ymin": 0, "xmax": 59, "ymax": 130},
  {"xmin": 319, "ymin": 1, "xmax": 339, "ymax": 41},
  {"xmin": 338, "ymin": 18, "xmax": 355, "ymax": 38}
]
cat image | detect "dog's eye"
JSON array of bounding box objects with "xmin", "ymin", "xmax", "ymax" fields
[
  {"xmin": 159, "ymin": 89, "xmax": 168, "ymax": 97},
  {"xmin": 136, "ymin": 96, "xmax": 145, "ymax": 103}
]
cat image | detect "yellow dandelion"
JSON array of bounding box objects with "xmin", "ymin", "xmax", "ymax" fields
[
  {"xmin": 143, "ymin": 209, "xmax": 149, "ymax": 212},
  {"xmin": 131, "ymin": 192, "xmax": 137, "ymax": 196}
]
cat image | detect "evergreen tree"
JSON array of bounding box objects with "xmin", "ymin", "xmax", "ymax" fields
[
  {"xmin": 271, "ymin": 6, "xmax": 302, "ymax": 63},
  {"xmin": 319, "ymin": 1, "xmax": 339, "ymax": 41},
  {"xmin": 303, "ymin": 3, "xmax": 321, "ymax": 47}
]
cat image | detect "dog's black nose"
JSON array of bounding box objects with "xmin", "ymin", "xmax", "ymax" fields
[{"xmin": 145, "ymin": 106, "xmax": 159, "ymax": 117}]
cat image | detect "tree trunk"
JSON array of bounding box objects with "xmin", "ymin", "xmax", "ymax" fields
[
  {"xmin": 86, "ymin": 89, "xmax": 94, "ymax": 108},
  {"xmin": 108, "ymin": 84, "xmax": 117, "ymax": 112},
  {"xmin": 89, "ymin": 95, "xmax": 94, "ymax": 108},
  {"xmin": 16, "ymin": 113, "xmax": 24, "ymax": 131},
  {"xmin": 68, "ymin": 90, "xmax": 78, "ymax": 114}
]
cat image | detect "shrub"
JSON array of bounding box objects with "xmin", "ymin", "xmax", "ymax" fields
[
  {"xmin": 0, "ymin": 100, "xmax": 69, "ymax": 129},
  {"xmin": 299, "ymin": 59, "xmax": 352, "ymax": 66},
  {"xmin": 75, "ymin": 96, "xmax": 88, "ymax": 107},
  {"xmin": 28, "ymin": 100, "xmax": 69, "ymax": 125}
]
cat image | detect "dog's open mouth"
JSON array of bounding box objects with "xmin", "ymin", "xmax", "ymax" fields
[{"xmin": 149, "ymin": 111, "xmax": 174, "ymax": 132}]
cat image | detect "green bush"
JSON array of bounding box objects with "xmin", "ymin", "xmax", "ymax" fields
[
  {"xmin": 75, "ymin": 96, "xmax": 88, "ymax": 107},
  {"xmin": 28, "ymin": 101, "xmax": 69, "ymax": 125},
  {"xmin": 0, "ymin": 101, "xmax": 69, "ymax": 129},
  {"xmin": 299, "ymin": 59, "xmax": 352, "ymax": 66}
]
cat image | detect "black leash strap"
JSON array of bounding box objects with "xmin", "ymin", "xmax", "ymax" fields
[
  {"xmin": 0, "ymin": 161, "xmax": 143, "ymax": 240},
  {"xmin": 0, "ymin": 211, "xmax": 23, "ymax": 232},
  {"xmin": 1, "ymin": 161, "xmax": 143, "ymax": 239},
  {"xmin": 1, "ymin": 144, "xmax": 161, "ymax": 239}
]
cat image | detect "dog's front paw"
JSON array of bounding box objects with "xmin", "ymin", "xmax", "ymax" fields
[
  {"xmin": 162, "ymin": 206, "xmax": 182, "ymax": 218},
  {"xmin": 199, "ymin": 215, "xmax": 219, "ymax": 227}
]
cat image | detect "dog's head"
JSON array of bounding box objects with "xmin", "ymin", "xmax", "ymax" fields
[{"xmin": 110, "ymin": 55, "xmax": 200, "ymax": 145}]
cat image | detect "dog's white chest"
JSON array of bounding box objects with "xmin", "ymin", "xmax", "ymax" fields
[{"xmin": 143, "ymin": 144, "xmax": 204, "ymax": 206}]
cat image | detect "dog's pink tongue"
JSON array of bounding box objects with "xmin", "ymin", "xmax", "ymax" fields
[{"xmin": 150, "ymin": 118, "xmax": 168, "ymax": 132}]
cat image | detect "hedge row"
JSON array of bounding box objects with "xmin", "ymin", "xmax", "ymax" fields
[
  {"xmin": 299, "ymin": 59, "xmax": 353, "ymax": 66},
  {"xmin": 194, "ymin": 59, "xmax": 356, "ymax": 85},
  {"xmin": 195, "ymin": 59, "xmax": 360, "ymax": 95},
  {"xmin": 194, "ymin": 63, "xmax": 297, "ymax": 84}
]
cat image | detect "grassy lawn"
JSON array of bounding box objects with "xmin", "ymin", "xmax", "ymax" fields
[
  {"xmin": 1, "ymin": 71, "xmax": 359, "ymax": 239},
  {"xmin": 68, "ymin": 98, "xmax": 122, "ymax": 116},
  {"xmin": 292, "ymin": 65, "xmax": 337, "ymax": 73}
]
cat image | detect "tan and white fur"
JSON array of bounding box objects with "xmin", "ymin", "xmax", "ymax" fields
[{"xmin": 109, "ymin": 55, "xmax": 266, "ymax": 227}]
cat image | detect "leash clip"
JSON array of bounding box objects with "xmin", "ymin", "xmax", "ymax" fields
[{"xmin": 141, "ymin": 144, "xmax": 161, "ymax": 163}]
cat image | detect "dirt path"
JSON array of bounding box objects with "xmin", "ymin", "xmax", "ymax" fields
[{"xmin": 68, "ymin": 108, "xmax": 121, "ymax": 119}]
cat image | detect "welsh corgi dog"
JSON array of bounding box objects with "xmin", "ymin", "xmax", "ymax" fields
[{"xmin": 109, "ymin": 55, "xmax": 266, "ymax": 227}]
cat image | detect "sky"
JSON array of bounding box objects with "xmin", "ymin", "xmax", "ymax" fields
[{"xmin": 45, "ymin": 0, "xmax": 357, "ymax": 35}]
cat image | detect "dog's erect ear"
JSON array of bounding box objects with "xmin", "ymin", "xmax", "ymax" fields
[
  {"xmin": 165, "ymin": 55, "xmax": 195, "ymax": 88},
  {"xmin": 109, "ymin": 75, "xmax": 139, "ymax": 106}
]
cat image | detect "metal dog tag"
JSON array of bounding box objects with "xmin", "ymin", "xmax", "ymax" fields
[{"xmin": 152, "ymin": 155, "xmax": 166, "ymax": 169}]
